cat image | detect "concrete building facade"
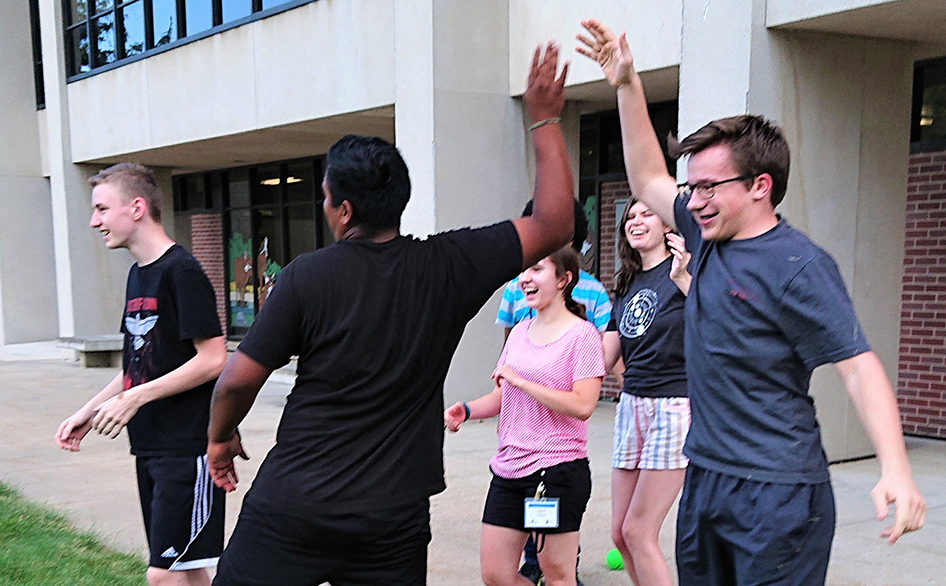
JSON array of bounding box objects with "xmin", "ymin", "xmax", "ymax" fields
[{"xmin": 2, "ymin": 0, "xmax": 945, "ymax": 459}]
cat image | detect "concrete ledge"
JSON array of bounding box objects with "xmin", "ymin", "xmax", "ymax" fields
[{"xmin": 58, "ymin": 335, "xmax": 123, "ymax": 368}]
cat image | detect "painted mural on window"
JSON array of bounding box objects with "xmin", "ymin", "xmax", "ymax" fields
[{"xmin": 229, "ymin": 232, "xmax": 255, "ymax": 327}]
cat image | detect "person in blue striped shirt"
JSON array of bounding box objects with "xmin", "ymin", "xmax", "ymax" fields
[
  {"xmin": 495, "ymin": 198, "xmax": 610, "ymax": 586},
  {"xmin": 497, "ymin": 200, "xmax": 612, "ymax": 343}
]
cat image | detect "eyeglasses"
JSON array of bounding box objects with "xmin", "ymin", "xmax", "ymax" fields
[{"xmin": 677, "ymin": 174, "xmax": 758, "ymax": 200}]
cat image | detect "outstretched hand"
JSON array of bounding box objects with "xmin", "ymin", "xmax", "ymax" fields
[
  {"xmin": 667, "ymin": 233, "xmax": 690, "ymax": 281},
  {"xmin": 444, "ymin": 402, "xmax": 466, "ymax": 433},
  {"xmin": 576, "ymin": 19, "xmax": 635, "ymax": 89},
  {"xmin": 871, "ymin": 471, "xmax": 926, "ymax": 544},
  {"xmin": 208, "ymin": 431, "xmax": 250, "ymax": 492},
  {"xmin": 524, "ymin": 42, "xmax": 569, "ymax": 124}
]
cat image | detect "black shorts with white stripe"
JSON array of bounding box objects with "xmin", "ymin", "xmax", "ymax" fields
[{"xmin": 136, "ymin": 455, "xmax": 225, "ymax": 570}]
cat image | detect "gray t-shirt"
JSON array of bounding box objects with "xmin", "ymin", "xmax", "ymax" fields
[{"xmin": 674, "ymin": 196, "xmax": 870, "ymax": 484}]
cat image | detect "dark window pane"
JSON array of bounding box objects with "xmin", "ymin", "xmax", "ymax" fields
[
  {"xmin": 208, "ymin": 173, "xmax": 224, "ymax": 209},
  {"xmin": 92, "ymin": 13, "xmax": 116, "ymax": 67},
  {"xmin": 222, "ymin": 0, "xmax": 252, "ymax": 23},
  {"xmin": 285, "ymin": 162, "xmax": 315, "ymax": 203},
  {"xmin": 183, "ymin": 175, "xmax": 206, "ymax": 211},
  {"xmin": 287, "ymin": 205, "xmax": 315, "ymax": 259},
  {"xmin": 228, "ymin": 169, "xmax": 250, "ymax": 208},
  {"xmin": 254, "ymin": 208, "xmax": 283, "ymax": 310},
  {"xmin": 69, "ymin": 25, "xmax": 91, "ymax": 74},
  {"xmin": 184, "ymin": 0, "xmax": 213, "ymax": 35},
  {"xmin": 152, "ymin": 0, "xmax": 179, "ymax": 46},
  {"xmin": 261, "ymin": 0, "xmax": 287, "ymax": 9},
  {"xmin": 69, "ymin": 0, "xmax": 88, "ymax": 25},
  {"xmin": 228, "ymin": 211, "xmax": 254, "ymax": 330},
  {"xmin": 254, "ymin": 165, "xmax": 281, "ymax": 206},
  {"xmin": 920, "ymin": 62, "xmax": 946, "ymax": 142},
  {"xmin": 93, "ymin": 0, "xmax": 112, "ymax": 15},
  {"xmin": 120, "ymin": 1, "xmax": 145, "ymax": 57}
]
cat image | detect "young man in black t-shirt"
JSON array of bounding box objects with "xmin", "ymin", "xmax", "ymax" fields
[
  {"xmin": 56, "ymin": 163, "xmax": 227, "ymax": 586},
  {"xmin": 578, "ymin": 19, "xmax": 926, "ymax": 586},
  {"xmin": 206, "ymin": 44, "xmax": 575, "ymax": 586}
]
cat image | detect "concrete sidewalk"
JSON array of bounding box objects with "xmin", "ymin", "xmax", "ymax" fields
[{"xmin": 1, "ymin": 356, "xmax": 943, "ymax": 585}]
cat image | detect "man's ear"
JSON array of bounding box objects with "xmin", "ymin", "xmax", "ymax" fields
[
  {"xmin": 751, "ymin": 173, "xmax": 774, "ymax": 205},
  {"xmin": 131, "ymin": 197, "xmax": 148, "ymax": 221},
  {"xmin": 338, "ymin": 199, "xmax": 355, "ymax": 228}
]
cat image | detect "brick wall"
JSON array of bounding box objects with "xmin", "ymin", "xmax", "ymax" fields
[
  {"xmin": 898, "ymin": 150, "xmax": 946, "ymax": 438},
  {"xmin": 599, "ymin": 180, "xmax": 631, "ymax": 399},
  {"xmin": 190, "ymin": 214, "xmax": 227, "ymax": 332}
]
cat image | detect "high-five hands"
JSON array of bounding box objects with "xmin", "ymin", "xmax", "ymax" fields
[{"xmin": 524, "ymin": 42, "xmax": 569, "ymax": 124}]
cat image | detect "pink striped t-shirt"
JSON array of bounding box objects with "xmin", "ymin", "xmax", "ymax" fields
[{"xmin": 489, "ymin": 318, "xmax": 606, "ymax": 479}]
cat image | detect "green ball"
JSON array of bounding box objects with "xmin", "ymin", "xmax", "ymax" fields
[{"xmin": 606, "ymin": 548, "xmax": 624, "ymax": 570}]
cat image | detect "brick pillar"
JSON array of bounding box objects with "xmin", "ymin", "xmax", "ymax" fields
[
  {"xmin": 898, "ymin": 150, "xmax": 946, "ymax": 438},
  {"xmin": 190, "ymin": 214, "xmax": 226, "ymax": 333}
]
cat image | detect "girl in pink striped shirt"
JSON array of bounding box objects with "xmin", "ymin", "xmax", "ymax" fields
[{"xmin": 446, "ymin": 247, "xmax": 606, "ymax": 586}]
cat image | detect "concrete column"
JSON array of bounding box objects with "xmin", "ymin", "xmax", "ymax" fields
[
  {"xmin": 678, "ymin": 0, "xmax": 914, "ymax": 460},
  {"xmin": 0, "ymin": 2, "xmax": 58, "ymax": 344},
  {"xmin": 39, "ymin": 0, "xmax": 131, "ymax": 339}
]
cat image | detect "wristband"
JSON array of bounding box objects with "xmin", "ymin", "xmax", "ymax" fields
[
  {"xmin": 462, "ymin": 402, "xmax": 471, "ymax": 422},
  {"xmin": 528, "ymin": 117, "xmax": 561, "ymax": 132}
]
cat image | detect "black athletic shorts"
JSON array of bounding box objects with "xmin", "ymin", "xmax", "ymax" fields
[
  {"xmin": 482, "ymin": 458, "xmax": 591, "ymax": 534},
  {"xmin": 213, "ymin": 495, "xmax": 431, "ymax": 586},
  {"xmin": 136, "ymin": 455, "xmax": 225, "ymax": 570},
  {"xmin": 675, "ymin": 464, "xmax": 836, "ymax": 586}
]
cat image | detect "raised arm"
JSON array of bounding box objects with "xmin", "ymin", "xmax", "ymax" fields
[
  {"xmin": 834, "ymin": 352, "xmax": 926, "ymax": 543},
  {"xmin": 206, "ymin": 350, "xmax": 271, "ymax": 491},
  {"xmin": 512, "ymin": 43, "xmax": 575, "ymax": 269},
  {"xmin": 577, "ymin": 19, "xmax": 678, "ymax": 228},
  {"xmin": 89, "ymin": 335, "xmax": 227, "ymax": 439}
]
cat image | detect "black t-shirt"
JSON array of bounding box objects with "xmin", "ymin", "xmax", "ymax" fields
[
  {"xmin": 121, "ymin": 244, "xmax": 222, "ymax": 457},
  {"xmin": 607, "ymin": 256, "xmax": 687, "ymax": 398},
  {"xmin": 674, "ymin": 197, "xmax": 871, "ymax": 484},
  {"xmin": 238, "ymin": 221, "xmax": 522, "ymax": 512}
]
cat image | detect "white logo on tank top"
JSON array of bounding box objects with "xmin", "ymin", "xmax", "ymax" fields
[{"xmin": 619, "ymin": 289, "xmax": 658, "ymax": 339}]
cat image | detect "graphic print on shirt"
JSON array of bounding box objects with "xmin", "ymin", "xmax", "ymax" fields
[
  {"xmin": 619, "ymin": 289, "xmax": 659, "ymax": 339},
  {"xmin": 124, "ymin": 296, "xmax": 158, "ymax": 390}
]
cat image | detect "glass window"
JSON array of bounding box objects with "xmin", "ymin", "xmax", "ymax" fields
[
  {"xmin": 228, "ymin": 169, "xmax": 251, "ymax": 208},
  {"xmin": 152, "ymin": 0, "xmax": 179, "ymax": 46},
  {"xmin": 222, "ymin": 0, "xmax": 253, "ymax": 23},
  {"xmin": 227, "ymin": 210, "xmax": 255, "ymax": 330},
  {"xmin": 93, "ymin": 0, "xmax": 113, "ymax": 16},
  {"xmin": 70, "ymin": 0, "xmax": 88, "ymax": 26},
  {"xmin": 918, "ymin": 61, "xmax": 946, "ymax": 143},
  {"xmin": 92, "ymin": 13, "xmax": 117, "ymax": 68},
  {"xmin": 287, "ymin": 205, "xmax": 316, "ymax": 259},
  {"xmin": 184, "ymin": 0, "xmax": 213, "ymax": 36},
  {"xmin": 254, "ymin": 165, "xmax": 281, "ymax": 206},
  {"xmin": 254, "ymin": 207, "xmax": 284, "ymax": 310},
  {"xmin": 261, "ymin": 0, "xmax": 287, "ymax": 9},
  {"xmin": 120, "ymin": 1, "xmax": 145, "ymax": 58},
  {"xmin": 69, "ymin": 25, "xmax": 91, "ymax": 73},
  {"xmin": 182, "ymin": 175, "xmax": 206, "ymax": 211},
  {"xmin": 285, "ymin": 161, "xmax": 316, "ymax": 203}
]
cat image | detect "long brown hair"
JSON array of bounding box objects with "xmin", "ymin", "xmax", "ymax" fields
[
  {"xmin": 547, "ymin": 246, "xmax": 587, "ymax": 320},
  {"xmin": 612, "ymin": 198, "xmax": 672, "ymax": 298}
]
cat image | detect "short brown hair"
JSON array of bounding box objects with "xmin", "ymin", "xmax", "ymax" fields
[
  {"xmin": 89, "ymin": 163, "xmax": 163, "ymax": 222},
  {"xmin": 668, "ymin": 115, "xmax": 790, "ymax": 207}
]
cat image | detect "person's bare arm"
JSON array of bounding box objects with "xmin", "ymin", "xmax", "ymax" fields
[
  {"xmin": 603, "ymin": 331, "xmax": 622, "ymax": 373},
  {"xmin": 835, "ymin": 352, "xmax": 926, "ymax": 543},
  {"xmin": 511, "ymin": 43, "xmax": 575, "ymax": 269},
  {"xmin": 577, "ymin": 20, "xmax": 678, "ymax": 228},
  {"xmin": 444, "ymin": 384, "xmax": 503, "ymax": 432},
  {"xmin": 90, "ymin": 336, "xmax": 227, "ymax": 438},
  {"xmin": 207, "ymin": 351, "xmax": 271, "ymax": 491},
  {"xmin": 55, "ymin": 372, "xmax": 124, "ymax": 451},
  {"xmin": 493, "ymin": 366, "xmax": 601, "ymax": 420}
]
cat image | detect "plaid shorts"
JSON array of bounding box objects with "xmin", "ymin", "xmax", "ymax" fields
[{"xmin": 612, "ymin": 394, "xmax": 690, "ymax": 470}]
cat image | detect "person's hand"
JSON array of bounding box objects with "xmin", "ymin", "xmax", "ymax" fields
[
  {"xmin": 55, "ymin": 410, "xmax": 94, "ymax": 451},
  {"xmin": 524, "ymin": 42, "xmax": 569, "ymax": 124},
  {"xmin": 492, "ymin": 365, "xmax": 522, "ymax": 389},
  {"xmin": 576, "ymin": 19, "xmax": 636, "ymax": 89},
  {"xmin": 668, "ymin": 233, "xmax": 690, "ymax": 281},
  {"xmin": 91, "ymin": 391, "xmax": 142, "ymax": 439},
  {"xmin": 208, "ymin": 432, "xmax": 250, "ymax": 492},
  {"xmin": 444, "ymin": 402, "xmax": 466, "ymax": 433},
  {"xmin": 871, "ymin": 470, "xmax": 926, "ymax": 544}
]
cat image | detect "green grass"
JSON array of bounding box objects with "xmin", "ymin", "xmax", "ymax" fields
[{"xmin": 0, "ymin": 483, "xmax": 146, "ymax": 586}]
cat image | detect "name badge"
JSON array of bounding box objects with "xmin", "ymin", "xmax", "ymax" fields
[{"xmin": 524, "ymin": 498, "xmax": 559, "ymax": 529}]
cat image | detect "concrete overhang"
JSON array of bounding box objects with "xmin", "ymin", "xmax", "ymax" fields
[
  {"xmin": 767, "ymin": 0, "xmax": 946, "ymax": 44},
  {"xmin": 77, "ymin": 106, "xmax": 395, "ymax": 175},
  {"xmin": 566, "ymin": 66, "xmax": 680, "ymax": 114}
]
